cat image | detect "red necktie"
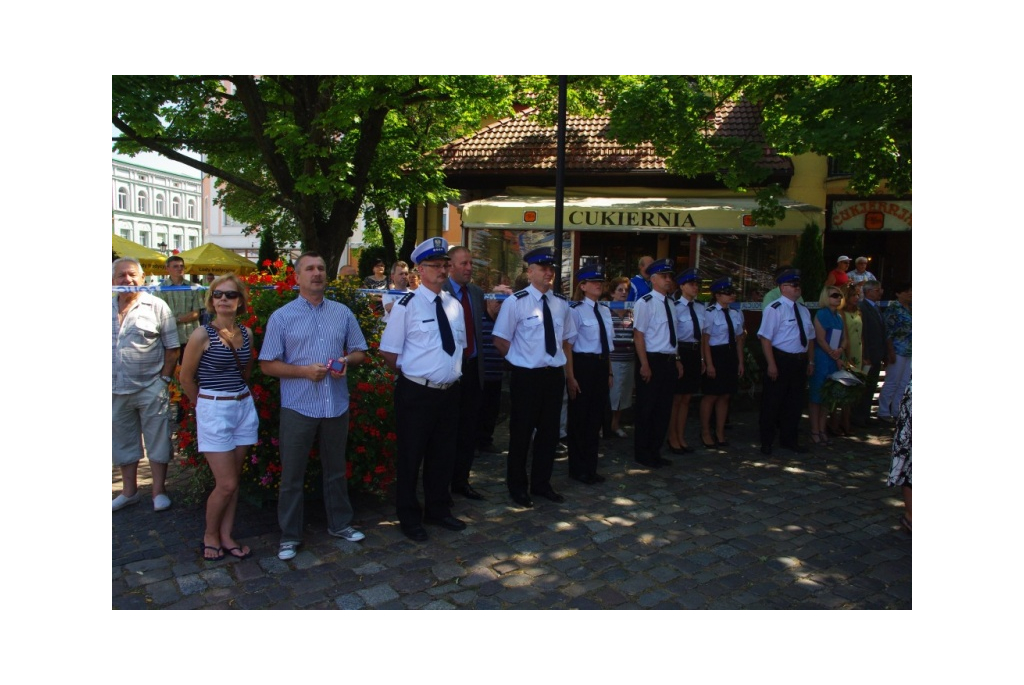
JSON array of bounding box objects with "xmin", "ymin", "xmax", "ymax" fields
[{"xmin": 460, "ymin": 287, "xmax": 475, "ymax": 358}]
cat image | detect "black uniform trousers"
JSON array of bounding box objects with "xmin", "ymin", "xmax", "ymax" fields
[
  {"xmin": 759, "ymin": 348, "xmax": 808, "ymax": 448},
  {"xmin": 567, "ymin": 353, "xmax": 609, "ymax": 479},
  {"xmin": 477, "ymin": 374, "xmax": 503, "ymax": 448},
  {"xmin": 507, "ymin": 365, "xmax": 564, "ymax": 495},
  {"xmin": 394, "ymin": 375, "xmax": 460, "ymax": 528},
  {"xmin": 634, "ymin": 352, "xmax": 677, "ymax": 465},
  {"xmin": 451, "ymin": 357, "xmax": 481, "ymax": 488}
]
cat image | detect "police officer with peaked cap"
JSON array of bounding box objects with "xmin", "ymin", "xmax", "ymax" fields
[
  {"xmin": 492, "ymin": 246, "xmax": 578, "ymax": 507},
  {"xmin": 668, "ymin": 267, "xmax": 705, "ymax": 454},
  {"xmin": 379, "ymin": 236, "xmax": 468, "ymax": 542},
  {"xmin": 565, "ymin": 264, "xmax": 615, "ymax": 485},
  {"xmin": 632, "ymin": 257, "xmax": 684, "ymax": 468},
  {"xmin": 757, "ymin": 268, "xmax": 815, "ymax": 455}
]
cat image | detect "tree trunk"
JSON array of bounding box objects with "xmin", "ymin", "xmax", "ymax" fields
[{"xmin": 375, "ymin": 205, "xmax": 398, "ymax": 264}]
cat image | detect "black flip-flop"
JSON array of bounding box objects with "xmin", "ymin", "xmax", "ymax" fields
[
  {"xmin": 200, "ymin": 544, "xmax": 224, "ymax": 561},
  {"xmin": 224, "ymin": 546, "xmax": 252, "ymax": 560}
]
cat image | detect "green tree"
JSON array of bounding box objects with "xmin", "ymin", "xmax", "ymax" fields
[
  {"xmin": 793, "ymin": 222, "xmax": 826, "ymax": 299},
  {"xmin": 113, "ymin": 75, "xmax": 515, "ymax": 273}
]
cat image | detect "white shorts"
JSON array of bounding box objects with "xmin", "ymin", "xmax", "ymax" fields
[{"xmin": 196, "ymin": 388, "xmax": 259, "ymax": 453}]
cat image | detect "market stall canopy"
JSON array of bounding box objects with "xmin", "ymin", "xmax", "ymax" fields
[
  {"xmin": 112, "ymin": 234, "xmax": 168, "ymax": 273},
  {"xmin": 174, "ymin": 242, "xmax": 257, "ymax": 275},
  {"xmin": 459, "ymin": 195, "xmax": 823, "ymax": 234}
]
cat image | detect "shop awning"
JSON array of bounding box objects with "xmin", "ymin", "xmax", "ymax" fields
[{"xmin": 459, "ymin": 195, "xmax": 823, "ymax": 234}]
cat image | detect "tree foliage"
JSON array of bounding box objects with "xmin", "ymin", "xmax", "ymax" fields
[
  {"xmin": 113, "ymin": 75, "xmax": 516, "ymax": 273},
  {"xmin": 793, "ymin": 222, "xmax": 827, "ymax": 299}
]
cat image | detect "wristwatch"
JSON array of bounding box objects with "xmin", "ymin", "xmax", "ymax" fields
[{"xmin": 160, "ymin": 375, "xmax": 174, "ymax": 384}]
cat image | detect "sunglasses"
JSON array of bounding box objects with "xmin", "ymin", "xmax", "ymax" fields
[
  {"xmin": 828, "ymin": 293, "xmax": 842, "ymax": 299},
  {"xmin": 212, "ymin": 290, "xmax": 241, "ymax": 300}
]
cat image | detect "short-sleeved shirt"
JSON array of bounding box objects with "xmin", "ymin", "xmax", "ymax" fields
[
  {"xmin": 379, "ymin": 289, "xmax": 466, "ymax": 384},
  {"xmin": 884, "ymin": 300, "xmax": 912, "ymax": 357},
  {"xmin": 704, "ymin": 303, "xmax": 745, "ymax": 346},
  {"xmin": 627, "ymin": 274, "xmax": 651, "ymax": 302},
  {"xmin": 633, "ymin": 290, "xmax": 678, "ymax": 354},
  {"xmin": 757, "ymin": 296, "xmax": 814, "ymax": 354},
  {"xmin": 675, "ymin": 296, "xmax": 706, "ymax": 344},
  {"xmin": 113, "ymin": 293, "xmax": 179, "ymax": 394},
  {"xmin": 157, "ymin": 279, "xmax": 205, "ymax": 343},
  {"xmin": 848, "ymin": 270, "xmax": 877, "ymax": 285},
  {"xmin": 258, "ymin": 296, "xmax": 368, "ymax": 419},
  {"xmin": 492, "ymin": 285, "xmax": 576, "ymax": 369},
  {"xmin": 381, "ymin": 287, "xmax": 411, "ymax": 323},
  {"xmin": 566, "ymin": 297, "xmax": 614, "ymax": 355}
]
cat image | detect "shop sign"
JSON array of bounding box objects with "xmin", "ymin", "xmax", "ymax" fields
[{"xmin": 831, "ymin": 200, "xmax": 911, "ymax": 231}]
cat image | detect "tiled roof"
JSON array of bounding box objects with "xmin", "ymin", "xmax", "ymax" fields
[{"xmin": 439, "ymin": 100, "xmax": 791, "ymax": 175}]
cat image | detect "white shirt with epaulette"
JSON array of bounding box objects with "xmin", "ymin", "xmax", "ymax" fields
[
  {"xmin": 566, "ymin": 297, "xmax": 614, "ymax": 354},
  {"xmin": 704, "ymin": 302, "xmax": 745, "ymax": 346},
  {"xmin": 379, "ymin": 289, "xmax": 466, "ymax": 384},
  {"xmin": 633, "ymin": 290, "xmax": 678, "ymax": 353},
  {"xmin": 675, "ymin": 295, "xmax": 706, "ymax": 344},
  {"xmin": 757, "ymin": 296, "xmax": 814, "ymax": 354},
  {"xmin": 492, "ymin": 284, "xmax": 577, "ymax": 368}
]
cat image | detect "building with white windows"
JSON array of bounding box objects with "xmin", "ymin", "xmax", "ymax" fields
[{"xmin": 112, "ymin": 159, "xmax": 202, "ymax": 253}]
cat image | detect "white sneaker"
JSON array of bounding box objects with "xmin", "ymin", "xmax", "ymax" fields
[
  {"xmin": 153, "ymin": 494, "xmax": 172, "ymax": 511},
  {"xmin": 112, "ymin": 492, "xmax": 142, "ymax": 511},
  {"xmin": 329, "ymin": 526, "xmax": 365, "ymax": 542},
  {"xmin": 278, "ymin": 542, "xmax": 299, "ymax": 560},
  {"xmin": 614, "ymin": 428, "xmax": 628, "ymax": 438}
]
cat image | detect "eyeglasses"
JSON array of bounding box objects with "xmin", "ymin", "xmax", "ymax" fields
[
  {"xmin": 418, "ymin": 262, "xmax": 449, "ymax": 270},
  {"xmin": 828, "ymin": 293, "xmax": 842, "ymax": 299},
  {"xmin": 212, "ymin": 290, "xmax": 241, "ymax": 300}
]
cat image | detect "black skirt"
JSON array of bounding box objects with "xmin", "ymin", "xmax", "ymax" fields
[
  {"xmin": 674, "ymin": 343, "xmax": 702, "ymax": 395},
  {"xmin": 702, "ymin": 344, "xmax": 739, "ymax": 395}
]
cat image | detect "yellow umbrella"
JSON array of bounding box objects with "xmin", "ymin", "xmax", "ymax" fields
[
  {"xmin": 112, "ymin": 234, "xmax": 168, "ymax": 274},
  {"xmin": 174, "ymin": 242, "xmax": 258, "ymax": 275}
]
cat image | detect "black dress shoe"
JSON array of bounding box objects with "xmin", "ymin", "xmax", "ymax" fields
[
  {"xmin": 634, "ymin": 458, "xmax": 664, "ymax": 469},
  {"xmin": 591, "ymin": 473, "xmax": 606, "ymax": 483},
  {"xmin": 569, "ymin": 473, "xmax": 597, "ymax": 485},
  {"xmin": 715, "ymin": 438, "xmax": 730, "ymax": 447},
  {"xmin": 669, "ymin": 445, "xmax": 693, "ymax": 455},
  {"xmin": 555, "ymin": 442, "xmax": 568, "ymax": 455},
  {"xmin": 655, "ymin": 457, "xmax": 672, "ymax": 466},
  {"xmin": 700, "ymin": 437, "xmax": 717, "ymax": 448},
  {"xmin": 423, "ymin": 515, "xmax": 467, "ymax": 531},
  {"xmin": 510, "ymin": 492, "xmax": 534, "ymax": 508},
  {"xmin": 532, "ymin": 488, "xmax": 566, "ymax": 503},
  {"xmin": 760, "ymin": 445, "xmax": 773, "ymax": 455},
  {"xmin": 781, "ymin": 442, "xmax": 809, "ymax": 454},
  {"xmin": 452, "ymin": 484, "xmax": 485, "ymax": 500},
  {"xmin": 401, "ymin": 525, "xmax": 429, "ymax": 542}
]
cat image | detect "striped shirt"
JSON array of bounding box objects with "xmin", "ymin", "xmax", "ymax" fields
[
  {"xmin": 156, "ymin": 280, "xmax": 205, "ymax": 342},
  {"xmin": 112, "ymin": 293, "xmax": 179, "ymax": 394},
  {"xmin": 258, "ymin": 296, "xmax": 368, "ymax": 418},
  {"xmin": 610, "ymin": 311, "xmax": 635, "ymax": 363},
  {"xmin": 197, "ymin": 325, "xmax": 250, "ymax": 393}
]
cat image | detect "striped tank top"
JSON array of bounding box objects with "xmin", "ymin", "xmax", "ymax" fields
[{"xmin": 196, "ymin": 324, "xmax": 250, "ymax": 393}]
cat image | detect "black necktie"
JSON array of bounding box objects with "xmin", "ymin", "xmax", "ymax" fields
[
  {"xmin": 795, "ymin": 305, "xmax": 807, "ymax": 348},
  {"xmin": 542, "ymin": 294, "xmax": 557, "ymax": 356},
  {"xmin": 724, "ymin": 305, "xmax": 735, "ymax": 346},
  {"xmin": 594, "ymin": 302, "xmax": 609, "ymax": 356},
  {"xmin": 664, "ymin": 297, "xmax": 676, "ymax": 347},
  {"xmin": 688, "ymin": 301, "xmax": 701, "ymax": 342},
  {"xmin": 435, "ymin": 295, "xmax": 455, "ymax": 356}
]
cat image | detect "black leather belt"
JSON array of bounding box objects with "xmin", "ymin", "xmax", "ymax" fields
[
  {"xmin": 574, "ymin": 352, "xmax": 609, "ymax": 361},
  {"xmin": 678, "ymin": 341, "xmax": 700, "ymax": 349},
  {"xmin": 198, "ymin": 391, "xmax": 251, "ymax": 401},
  {"xmin": 402, "ymin": 374, "xmax": 458, "ymax": 390},
  {"xmin": 772, "ymin": 348, "xmax": 807, "ymax": 359}
]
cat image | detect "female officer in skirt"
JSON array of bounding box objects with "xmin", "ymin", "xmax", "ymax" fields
[{"xmin": 700, "ymin": 277, "xmax": 745, "ymax": 448}]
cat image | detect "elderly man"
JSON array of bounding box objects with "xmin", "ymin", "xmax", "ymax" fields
[
  {"xmin": 848, "ymin": 257, "xmax": 877, "ymax": 285},
  {"xmin": 627, "ymin": 255, "xmax": 655, "ymax": 302},
  {"xmin": 260, "ymin": 252, "xmax": 368, "ymax": 560},
  {"xmin": 380, "ymin": 238, "xmax": 468, "ymax": 541},
  {"xmin": 112, "ymin": 257, "xmax": 180, "ymax": 512},
  {"xmin": 493, "ymin": 247, "xmax": 577, "ymax": 507}
]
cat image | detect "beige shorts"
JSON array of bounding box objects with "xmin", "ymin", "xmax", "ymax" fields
[{"xmin": 112, "ymin": 379, "xmax": 172, "ymax": 466}]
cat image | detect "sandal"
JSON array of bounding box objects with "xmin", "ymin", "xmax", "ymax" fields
[
  {"xmin": 200, "ymin": 544, "xmax": 224, "ymax": 561},
  {"xmin": 224, "ymin": 546, "xmax": 252, "ymax": 560},
  {"xmin": 810, "ymin": 431, "xmax": 823, "ymax": 444}
]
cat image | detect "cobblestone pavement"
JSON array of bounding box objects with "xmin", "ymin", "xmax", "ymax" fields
[{"xmin": 112, "ymin": 407, "xmax": 910, "ymax": 609}]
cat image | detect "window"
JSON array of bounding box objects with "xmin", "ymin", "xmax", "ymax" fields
[
  {"xmin": 173, "ymin": 235, "xmax": 182, "ymax": 250},
  {"xmin": 154, "ymin": 194, "xmax": 164, "ymax": 215},
  {"xmin": 189, "ymin": 236, "xmax": 197, "ymax": 249},
  {"xmin": 136, "ymin": 191, "xmax": 147, "ymax": 213},
  {"xmin": 697, "ymin": 234, "xmax": 800, "ymax": 301},
  {"xmin": 828, "ymin": 156, "xmax": 853, "ymax": 177},
  {"xmin": 139, "ymin": 232, "xmax": 150, "ymax": 247},
  {"xmin": 187, "ymin": 199, "xmax": 196, "ymax": 220},
  {"xmin": 117, "ymin": 187, "xmax": 128, "ymax": 210},
  {"xmin": 172, "ymin": 197, "xmax": 181, "ymax": 217},
  {"xmin": 120, "ymin": 229, "xmax": 131, "ymax": 240},
  {"xmin": 157, "ymin": 233, "xmax": 166, "ymax": 249}
]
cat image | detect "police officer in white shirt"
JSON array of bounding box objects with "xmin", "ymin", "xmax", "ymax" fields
[
  {"xmin": 380, "ymin": 237, "xmax": 467, "ymax": 542},
  {"xmin": 492, "ymin": 247, "xmax": 578, "ymax": 508},
  {"xmin": 668, "ymin": 268, "xmax": 705, "ymax": 454},
  {"xmin": 632, "ymin": 257, "xmax": 684, "ymax": 468},
  {"xmin": 565, "ymin": 265, "xmax": 615, "ymax": 485},
  {"xmin": 757, "ymin": 268, "xmax": 815, "ymax": 455}
]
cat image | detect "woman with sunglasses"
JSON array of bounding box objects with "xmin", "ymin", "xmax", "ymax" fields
[
  {"xmin": 829, "ymin": 283, "xmax": 862, "ymax": 437},
  {"xmin": 607, "ymin": 276, "xmax": 635, "ymax": 438},
  {"xmin": 179, "ymin": 274, "xmax": 258, "ymax": 561},
  {"xmin": 808, "ymin": 285, "xmax": 847, "ymax": 445},
  {"xmin": 699, "ymin": 278, "xmax": 745, "ymax": 448}
]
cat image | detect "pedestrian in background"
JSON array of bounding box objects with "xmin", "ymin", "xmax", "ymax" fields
[
  {"xmin": 877, "ymin": 283, "xmax": 912, "ymax": 420},
  {"xmin": 607, "ymin": 276, "xmax": 635, "ymax": 438}
]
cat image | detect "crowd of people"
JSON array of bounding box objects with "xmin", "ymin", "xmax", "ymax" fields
[{"xmin": 112, "ymin": 248, "xmax": 912, "ymax": 557}]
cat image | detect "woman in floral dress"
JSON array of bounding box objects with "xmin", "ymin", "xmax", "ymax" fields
[{"xmin": 888, "ymin": 381, "xmax": 912, "ymax": 533}]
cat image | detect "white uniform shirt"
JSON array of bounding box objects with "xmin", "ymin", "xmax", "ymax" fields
[
  {"xmin": 757, "ymin": 296, "xmax": 814, "ymax": 354},
  {"xmin": 381, "ymin": 287, "xmax": 412, "ymax": 323},
  {"xmin": 566, "ymin": 297, "xmax": 614, "ymax": 354},
  {"xmin": 633, "ymin": 290, "xmax": 678, "ymax": 353},
  {"xmin": 704, "ymin": 303, "xmax": 745, "ymax": 346},
  {"xmin": 675, "ymin": 295, "xmax": 706, "ymax": 344},
  {"xmin": 492, "ymin": 285, "xmax": 577, "ymax": 368},
  {"xmin": 379, "ymin": 289, "xmax": 465, "ymax": 384}
]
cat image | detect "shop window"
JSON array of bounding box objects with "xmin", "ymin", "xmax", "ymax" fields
[
  {"xmin": 468, "ymin": 229, "xmax": 572, "ymax": 297},
  {"xmin": 697, "ymin": 234, "xmax": 799, "ymax": 302}
]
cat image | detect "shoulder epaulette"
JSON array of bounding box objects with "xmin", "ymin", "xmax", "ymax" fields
[
  {"xmin": 514, "ymin": 290, "xmax": 529, "ymax": 299},
  {"xmin": 706, "ymin": 303, "xmax": 716, "ymax": 312},
  {"xmin": 398, "ymin": 292, "xmax": 415, "ymax": 306},
  {"xmin": 771, "ymin": 301, "xmax": 782, "ymax": 309},
  {"xmin": 569, "ymin": 300, "xmax": 582, "ymax": 308},
  {"xmin": 641, "ymin": 293, "xmax": 653, "ymax": 302},
  {"xmin": 552, "ymin": 292, "xmax": 567, "ymax": 300}
]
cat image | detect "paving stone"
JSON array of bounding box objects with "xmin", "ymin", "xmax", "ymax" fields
[
  {"xmin": 357, "ymin": 583, "xmax": 399, "ymax": 606},
  {"xmin": 177, "ymin": 574, "xmax": 208, "ymax": 596}
]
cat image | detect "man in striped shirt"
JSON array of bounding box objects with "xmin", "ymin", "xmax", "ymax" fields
[{"xmin": 259, "ymin": 252, "xmax": 369, "ymax": 560}]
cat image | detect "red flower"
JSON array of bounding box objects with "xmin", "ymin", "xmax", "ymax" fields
[
  {"xmin": 376, "ymin": 408, "xmax": 388, "ymax": 420},
  {"xmin": 355, "ymin": 445, "xmax": 366, "ymax": 454},
  {"xmin": 262, "ymin": 259, "xmax": 272, "ymax": 266},
  {"xmin": 273, "ymin": 259, "xmax": 284, "ymax": 269}
]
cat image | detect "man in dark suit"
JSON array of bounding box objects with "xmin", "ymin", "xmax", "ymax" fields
[
  {"xmin": 443, "ymin": 246, "xmax": 500, "ymax": 500},
  {"xmin": 854, "ymin": 280, "xmax": 887, "ymax": 426}
]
